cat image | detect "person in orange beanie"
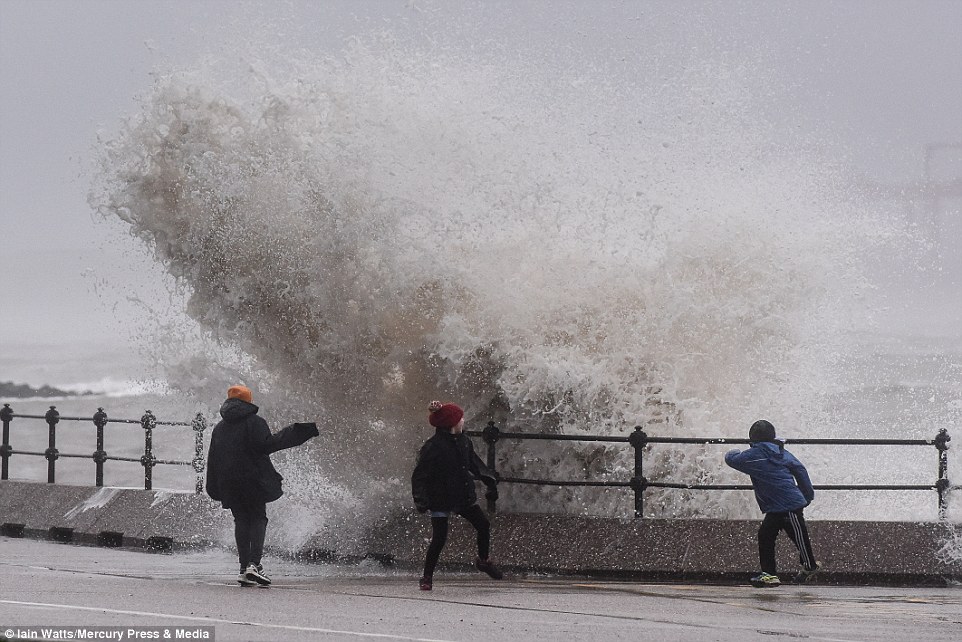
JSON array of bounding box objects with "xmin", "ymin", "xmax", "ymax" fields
[{"xmin": 206, "ymin": 385, "xmax": 319, "ymax": 586}]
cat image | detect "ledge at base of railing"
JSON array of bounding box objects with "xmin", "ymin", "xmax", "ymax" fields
[{"xmin": 2, "ymin": 479, "xmax": 960, "ymax": 585}]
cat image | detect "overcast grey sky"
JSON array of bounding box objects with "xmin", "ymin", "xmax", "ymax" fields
[{"xmin": 1, "ymin": 0, "xmax": 960, "ymax": 382}]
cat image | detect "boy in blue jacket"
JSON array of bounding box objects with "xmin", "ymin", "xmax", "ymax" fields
[{"xmin": 725, "ymin": 420, "xmax": 820, "ymax": 587}]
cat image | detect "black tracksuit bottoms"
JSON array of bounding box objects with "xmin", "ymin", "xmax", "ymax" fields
[
  {"xmin": 758, "ymin": 507, "xmax": 816, "ymax": 575},
  {"xmin": 230, "ymin": 500, "xmax": 268, "ymax": 572},
  {"xmin": 423, "ymin": 503, "xmax": 491, "ymax": 578}
]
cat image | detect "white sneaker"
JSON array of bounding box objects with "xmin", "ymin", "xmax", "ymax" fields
[
  {"xmin": 237, "ymin": 572, "xmax": 256, "ymax": 587},
  {"xmin": 244, "ymin": 564, "xmax": 271, "ymax": 586}
]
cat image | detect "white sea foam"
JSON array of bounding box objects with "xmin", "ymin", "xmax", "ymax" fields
[
  {"xmin": 64, "ymin": 487, "xmax": 122, "ymax": 519},
  {"xmin": 89, "ymin": 32, "xmax": 954, "ymax": 521}
]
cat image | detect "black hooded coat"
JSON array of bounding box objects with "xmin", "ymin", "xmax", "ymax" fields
[
  {"xmin": 205, "ymin": 397, "xmax": 318, "ymax": 509},
  {"xmin": 411, "ymin": 428, "xmax": 498, "ymax": 512}
]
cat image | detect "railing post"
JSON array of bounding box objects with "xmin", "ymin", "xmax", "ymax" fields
[
  {"xmin": 629, "ymin": 426, "xmax": 648, "ymax": 518},
  {"xmin": 92, "ymin": 408, "xmax": 108, "ymax": 487},
  {"xmin": 935, "ymin": 428, "xmax": 951, "ymax": 519},
  {"xmin": 44, "ymin": 405, "xmax": 60, "ymax": 484},
  {"xmin": 1, "ymin": 403, "xmax": 13, "ymax": 480},
  {"xmin": 191, "ymin": 413, "xmax": 207, "ymax": 495},
  {"xmin": 141, "ymin": 410, "xmax": 157, "ymax": 491},
  {"xmin": 482, "ymin": 421, "xmax": 501, "ymax": 513}
]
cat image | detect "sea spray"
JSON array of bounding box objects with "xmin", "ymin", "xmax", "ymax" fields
[{"xmin": 90, "ymin": 35, "xmax": 908, "ymax": 520}]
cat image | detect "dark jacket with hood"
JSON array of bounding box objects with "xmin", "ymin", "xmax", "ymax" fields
[
  {"xmin": 411, "ymin": 428, "xmax": 498, "ymax": 512},
  {"xmin": 725, "ymin": 440, "xmax": 814, "ymax": 513},
  {"xmin": 205, "ymin": 397, "xmax": 319, "ymax": 509}
]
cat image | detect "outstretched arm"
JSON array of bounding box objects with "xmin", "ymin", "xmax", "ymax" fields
[
  {"xmin": 467, "ymin": 444, "xmax": 500, "ymax": 504},
  {"xmin": 473, "ymin": 453, "xmax": 499, "ymax": 486},
  {"xmin": 467, "ymin": 441, "xmax": 499, "ymax": 487},
  {"xmin": 725, "ymin": 447, "xmax": 767, "ymax": 475},
  {"xmin": 250, "ymin": 419, "xmax": 319, "ymax": 455}
]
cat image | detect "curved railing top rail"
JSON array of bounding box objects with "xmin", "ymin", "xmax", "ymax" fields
[
  {"xmin": 466, "ymin": 426, "xmax": 941, "ymax": 447},
  {"xmin": 8, "ymin": 412, "xmax": 195, "ymax": 427}
]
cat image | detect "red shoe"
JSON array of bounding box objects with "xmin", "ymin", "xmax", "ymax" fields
[
  {"xmin": 475, "ymin": 557, "xmax": 504, "ymax": 580},
  {"xmin": 419, "ymin": 576, "xmax": 433, "ymax": 591}
]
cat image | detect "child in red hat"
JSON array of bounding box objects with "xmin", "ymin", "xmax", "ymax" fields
[{"xmin": 411, "ymin": 400, "xmax": 502, "ymax": 590}]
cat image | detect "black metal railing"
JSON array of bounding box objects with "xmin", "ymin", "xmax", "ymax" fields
[
  {"xmin": 2, "ymin": 401, "xmax": 953, "ymax": 517},
  {"xmin": 466, "ymin": 423, "xmax": 954, "ymax": 520},
  {"xmin": 0, "ymin": 403, "xmax": 208, "ymax": 493}
]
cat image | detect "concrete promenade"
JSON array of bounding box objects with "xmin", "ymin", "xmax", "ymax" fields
[{"xmin": 1, "ymin": 538, "xmax": 960, "ymax": 642}]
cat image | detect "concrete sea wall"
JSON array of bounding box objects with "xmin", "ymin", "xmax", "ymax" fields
[{"xmin": 1, "ymin": 480, "xmax": 960, "ymax": 585}]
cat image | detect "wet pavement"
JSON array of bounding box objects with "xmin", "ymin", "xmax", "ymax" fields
[{"xmin": 0, "ymin": 537, "xmax": 960, "ymax": 641}]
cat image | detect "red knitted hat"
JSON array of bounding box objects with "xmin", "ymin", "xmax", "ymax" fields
[{"xmin": 428, "ymin": 400, "xmax": 464, "ymax": 429}]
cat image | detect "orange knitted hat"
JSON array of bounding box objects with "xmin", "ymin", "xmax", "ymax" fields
[{"xmin": 227, "ymin": 385, "xmax": 253, "ymax": 404}]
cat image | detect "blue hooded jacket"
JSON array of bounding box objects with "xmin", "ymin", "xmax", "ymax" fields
[{"xmin": 725, "ymin": 441, "xmax": 814, "ymax": 513}]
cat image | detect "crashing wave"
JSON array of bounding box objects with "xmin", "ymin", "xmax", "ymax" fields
[{"xmin": 89, "ymin": 37, "xmax": 904, "ymax": 518}]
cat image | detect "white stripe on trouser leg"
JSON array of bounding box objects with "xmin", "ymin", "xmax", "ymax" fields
[{"xmin": 788, "ymin": 511, "xmax": 813, "ymax": 569}]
